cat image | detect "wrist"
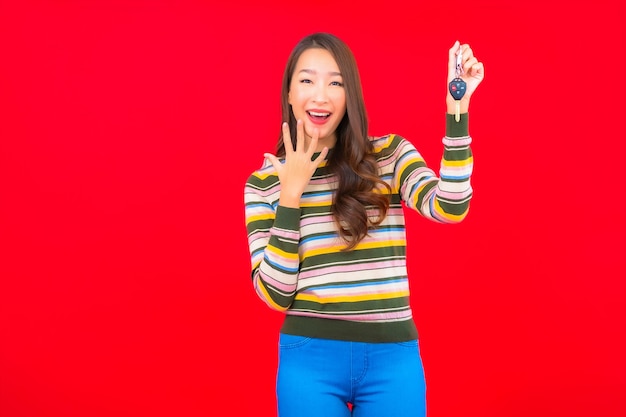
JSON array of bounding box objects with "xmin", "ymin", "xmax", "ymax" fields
[
  {"xmin": 446, "ymin": 96, "xmax": 470, "ymax": 114},
  {"xmin": 279, "ymin": 194, "xmax": 302, "ymax": 208}
]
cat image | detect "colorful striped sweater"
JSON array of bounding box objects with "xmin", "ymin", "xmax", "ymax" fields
[{"xmin": 244, "ymin": 114, "xmax": 473, "ymax": 343}]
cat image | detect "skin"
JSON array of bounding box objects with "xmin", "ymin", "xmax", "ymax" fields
[
  {"xmin": 446, "ymin": 41, "xmax": 484, "ymax": 114},
  {"xmin": 265, "ymin": 41, "xmax": 485, "ymax": 209}
]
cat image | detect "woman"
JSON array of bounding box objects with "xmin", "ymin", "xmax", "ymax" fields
[{"xmin": 244, "ymin": 32, "xmax": 484, "ymax": 417}]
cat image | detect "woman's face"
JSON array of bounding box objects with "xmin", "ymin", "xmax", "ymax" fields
[{"xmin": 288, "ymin": 47, "xmax": 347, "ymax": 150}]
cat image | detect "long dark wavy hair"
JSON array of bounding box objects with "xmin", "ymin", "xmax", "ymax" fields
[{"xmin": 276, "ymin": 32, "xmax": 391, "ymax": 251}]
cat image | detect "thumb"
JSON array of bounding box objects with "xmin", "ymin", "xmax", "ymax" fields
[
  {"xmin": 263, "ymin": 153, "xmax": 281, "ymax": 171},
  {"xmin": 448, "ymin": 40, "xmax": 460, "ymax": 82}
]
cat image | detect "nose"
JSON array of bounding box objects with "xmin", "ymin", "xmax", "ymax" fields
[{"xmin": 312, "ymin": 84, "xmax": 329, "ymax": 103}]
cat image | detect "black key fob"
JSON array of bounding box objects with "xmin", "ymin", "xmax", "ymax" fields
[{"xmin": 448, "ymin": 78, "xmax": 466, "ymax": 100}]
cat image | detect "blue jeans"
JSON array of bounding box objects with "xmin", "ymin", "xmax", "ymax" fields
[{"xmin": 276, "ymin": 333, "xmax": 426, "ymax": 417}]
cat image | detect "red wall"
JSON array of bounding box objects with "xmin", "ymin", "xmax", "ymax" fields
[{"xmin": 1, "ymin": 1, "xmax": 625, "ymax": 416}]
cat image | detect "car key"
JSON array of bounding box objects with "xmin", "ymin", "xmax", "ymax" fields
[{"xmin": 448, "ymin": 45, "xmax": 466, "ymax": 122}]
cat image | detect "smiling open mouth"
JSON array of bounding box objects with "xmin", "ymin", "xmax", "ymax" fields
[{"xmin": 307, "ymin": 111, "xmax": 330, "ymax": 120}]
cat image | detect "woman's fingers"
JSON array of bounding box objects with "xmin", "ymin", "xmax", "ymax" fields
[
  {"xmin": 461, "ymin": 45, "xmax": 473, "ymax": 60},
  {"xmin": 282, "ymin": 122, "xmax": 293, "ymax": 155},
  {"xmin": 295, "ymin": 119, "xmax": 305, "ymax": 153},
  {"xmin": 470, "ymin": 61, "xmax": 484, "ymax": 78},
  {"xmin": 263, "ymin": 152, "xmax": 281, "ymax": 172},
  {"xmin": 307, "ymin": 126, "xmax": 320, "ymax": 156},
  {"xmin": 448, "ymin": 40, "xmax": 460, "ymax": 81},
  {"xmin": 463, "ymin": 56, "xmax": 478, "ymax": 75},
  {"xmin": 312, "ymin": 147, "xmax": 329, "ymax": 165},
  {"xmin": 286, "ymin": 119, "xmax": 321, "ymax": 156}
]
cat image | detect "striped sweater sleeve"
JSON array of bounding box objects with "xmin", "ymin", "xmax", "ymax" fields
[
  {"xmin": 396, "ymin": 113, "xmax": 473, "ymax": 222},
  {"xmin": 244, "ymin": 164, "xmax": 301, "ymax": 311}
]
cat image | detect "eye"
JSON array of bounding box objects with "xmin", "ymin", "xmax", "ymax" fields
[
  {"xmin": 299, "ymin": 79, "xmax": 312, "ymax": 84},
  {"xmin": 330, "ymin": 81, "xmax": 343, "ymax": 87}
]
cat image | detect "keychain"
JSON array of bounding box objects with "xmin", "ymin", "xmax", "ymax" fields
[{"xmin": 448, "ymin": 45, "xmax": 466, "ymax": 122}]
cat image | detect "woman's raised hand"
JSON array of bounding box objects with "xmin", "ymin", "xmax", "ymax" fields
[
  {"xmin": 446, "ymin": 41, "xmax": 485, "ymax": 113},
  {"xmin": 263, "ymin": 120, "xmax": 329, "ymax": 208}
]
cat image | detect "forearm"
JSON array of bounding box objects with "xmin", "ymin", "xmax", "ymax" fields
[
  {"xmin": 399, "ymin": 114, "xmax": 473, "ymax": 223},
  {"xmin": 247, "ymin": 204, "xmax": 302, "ymax": 311},
  {"xmin": 433, "ymin": 113, "xmax": 473, "ymax": 222}
]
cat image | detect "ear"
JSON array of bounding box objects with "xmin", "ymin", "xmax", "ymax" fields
[{"xmin": 288, "ymin": 90, "xmax": 292, "ymax": 105}]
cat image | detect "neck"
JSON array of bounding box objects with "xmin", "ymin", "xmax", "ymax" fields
[{"xmin": 306, "ymin": 135, "xmax": 336, "ymax": 153}]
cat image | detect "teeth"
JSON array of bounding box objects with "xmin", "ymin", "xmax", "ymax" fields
[{"xmin": 309, "ymin": 111, "xmax": 330, "ymax": 117}]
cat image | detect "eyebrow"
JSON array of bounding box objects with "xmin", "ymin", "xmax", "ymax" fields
[{"xmin": 298, "ymin": 69, "xmax": 342, "ymax": 77}]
